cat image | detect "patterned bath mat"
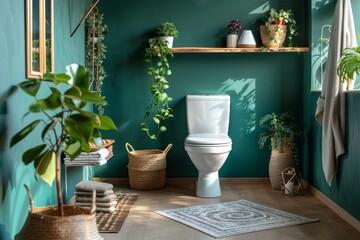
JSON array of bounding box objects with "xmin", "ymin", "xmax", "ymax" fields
[
  {"xmin": 96, "ymin": 194, "xmax": 138, "ymax": 233},
  {"xmin": 155, "ymin": 199, "xmax": 318, "ymax": 238}
]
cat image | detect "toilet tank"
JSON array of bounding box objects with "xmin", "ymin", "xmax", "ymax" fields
[{"xmin": 186, "ymin": 95, "xmax": 230, "ymax": 135}]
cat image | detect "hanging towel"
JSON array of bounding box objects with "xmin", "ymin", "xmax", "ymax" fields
[{"xmin": 315, "ymin": 0, "xmax": 357, "ymax": 186}]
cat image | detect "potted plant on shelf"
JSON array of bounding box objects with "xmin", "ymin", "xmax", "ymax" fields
[
  {"xmin": 260, "ymin": 8, "xmax": 298, "ymax": 48},
  {"xmin": 226, "ymin": 19, "xmax": 243, "ymax": 48},
  {"xmin": 337, "ymin": 40, "xmax": 360, "ymax": 90},
  {"xmin": 11, "ymin": 64, "xmax": 117, "ymax": 239},
  {"xmin": 157, "ymin": 22, "xmax": 179, "ymax": 48},
  {"xmin": 258, "ymin": 111, "xmax": 302, "ymax": 190}
]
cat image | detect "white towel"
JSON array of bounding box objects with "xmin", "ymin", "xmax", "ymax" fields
[
  {"xmin": 315, "ymin": 0, "xmax": 357, "ymax": 186},
  {"xmin": 73, "ymin": 148, "xmax": 109, "ymax": 159},
  {"xmin": 64, "ymin": 158, "xmax": 107, "ymax": 166}
]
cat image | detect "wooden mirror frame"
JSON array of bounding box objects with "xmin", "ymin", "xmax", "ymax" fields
[{"xmin": 26, "ymin": 0, "xmax": 54, "ymax": 79}]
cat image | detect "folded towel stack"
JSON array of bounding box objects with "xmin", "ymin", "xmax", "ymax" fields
[
  {"xmin": 64, "ymin": 146, "xmax": 113, "ymax": 166},
  {"xmin": 74, "ymin": 180, "xmax": 117, "ymax": 212}
]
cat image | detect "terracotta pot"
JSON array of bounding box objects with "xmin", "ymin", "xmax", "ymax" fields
[
  {"xmin": 269, "ymin": 138, "xmax": 294, "ymax": 190},
  {"xmin": 260, "ymin": 25, "xmax": 287, "ymax": 48}
]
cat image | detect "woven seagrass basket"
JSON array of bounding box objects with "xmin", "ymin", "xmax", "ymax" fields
[
  {"xmin": 16, "ymin": 185, "xmax": 102, "ymax": 240},
  {"xmin": 126, "ymin": 143, "xmax": 172, "ymax": 190}
]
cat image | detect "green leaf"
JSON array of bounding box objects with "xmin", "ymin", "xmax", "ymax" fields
[
  {"xmin": 22, "ymin": 144, "xmax": 47, "ymax": 165},
  {"xmin": 66, "ymin": 64, "xmax": 89, "ymax": 89},
  {"xmin": 64, "ymin": 87, "xmax": 105, "ymax": 104},
  {"xmin": 18, "ymin": 80, "xmax": 40, "ymax": 96},
  {"xmin": 43, "ymin": 73, "xmax": 71, "ymax": 84},
  {"xmin": 41, "ymin": 120, "xmax": 59, "ymax": 141},
  {"xmin": 64, "ymin": 141, "xmax": 82, "ymax": 160},
  {"xmin": 36, "ymin": 150, "xmax": 56, "ymax": 186},
  {"xmin": 96, "ymin": 115, "xmax": 118, "ymax": 130},
  {"xmin": 160, "ymin": 126, "xmax": 167, "ymax": 132},
  {"xmin": 153, "ymin": 117, "xmax": 160, "ymax": 124},
  {"xmin": 10, "ymin": 120, "xmax": 41, "ymax": 147},
  {"xmin": 64, "ymin": 114, "xmax": 93, "ymax": 143}
]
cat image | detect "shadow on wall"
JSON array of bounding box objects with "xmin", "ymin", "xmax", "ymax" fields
[{"xmin": 217, "ymin": 78, "xmax": 256, "ymax": 139}]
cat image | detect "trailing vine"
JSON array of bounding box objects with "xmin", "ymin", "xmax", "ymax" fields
[
  {"xmin": 86, "ymin": 9, "xmax": 108, "ymax": 115},
  {"xmin": 140, "ymin": 38, "xmax": 174, "ymax": 140}
]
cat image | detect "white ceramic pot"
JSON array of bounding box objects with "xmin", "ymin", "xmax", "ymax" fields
[
  {"xmin": 226, "ymin": 34, "xmax": 239, "ymax": 48},
  {"xmin": 238, "ymin": 30, "xmax": 256, "ymax": 48},
  {"xmin": 159, "ymin": 36, "xmax": 174, "ymax": 48}
]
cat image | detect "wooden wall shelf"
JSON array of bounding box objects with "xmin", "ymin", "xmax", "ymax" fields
[{"xmin": 171, "ymin": 47, "xmax": 309, "ymax": 53}]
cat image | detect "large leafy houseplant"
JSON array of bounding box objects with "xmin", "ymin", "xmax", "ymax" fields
[
  {"xmin": 140, "ymin": 38, "xmax": 174, "ymax": 140},
  {"xmin": 258, "ymin": 111, "xmax": 301, "ymax": 165},
  {"xmin": 10, "ymin": 64, "xmax": 117, "ymax": 216},
  {"xmin": 157, "ymin": 22, "xmax": 179, "ymax": 38}
]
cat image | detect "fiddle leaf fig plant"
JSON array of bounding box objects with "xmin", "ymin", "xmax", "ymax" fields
[
  {"xmin": 141, "ymin": 38, "xmax": 174, "ymax": 140},
  {"xmin": 10, "ymin": 64, "xmax": 117, "ymax": 216}
]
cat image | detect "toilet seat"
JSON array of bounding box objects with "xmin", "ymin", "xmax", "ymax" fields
[{"xmin": 185, "ymin": 134, "xmax": 232, "ymax": 145}]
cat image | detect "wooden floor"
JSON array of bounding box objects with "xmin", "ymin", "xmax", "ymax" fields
[{"xmin": 100, "ymin": 181, "xmax": 360, "ymax": 240}]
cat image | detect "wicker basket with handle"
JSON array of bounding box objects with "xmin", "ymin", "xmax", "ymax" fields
[
  {"xmin": 126, "ymin": 143, "xmax": 172, "ymax": 190},
  {"xmin": 16, "ymin": 185, "xmax": 102, "ymax": 240}
]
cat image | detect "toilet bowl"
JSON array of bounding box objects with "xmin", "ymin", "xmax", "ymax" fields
[{"xmin": 184, "ymin": 95, "xmax": 232, "ymax": 197}]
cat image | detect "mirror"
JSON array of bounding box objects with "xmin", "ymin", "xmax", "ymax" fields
[{"xmin": 26, "ymin": 0, "xmax": 54, "ymax": 79}]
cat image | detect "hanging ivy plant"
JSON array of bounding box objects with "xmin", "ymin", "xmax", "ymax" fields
[{"xmin": 86, "ymin": 9, "xmax": 108, "ymax": 115}]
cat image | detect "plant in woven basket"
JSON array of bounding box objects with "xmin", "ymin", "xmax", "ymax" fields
[
  {"xmin": 10, "ymin": 64, "xmax": 117, "ymax": 216},
  {"xmin": 258, "ymin": 111, "xmax": 302, "ymax": 166},
  {"xmin": 140, "ymin": 37, "xmax": 174, "ymax": 140}
]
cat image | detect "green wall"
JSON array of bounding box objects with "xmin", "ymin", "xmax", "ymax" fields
[
  {"xmin": 0, "ymin": 0, "xmax": 90, "ymax": 238},
  {"xmin": 95, "ymin": 0, "xmax": 308, "ymax": 179},
  {"xmin": 305, "ymin": 0, "xmax": 360, "ymax": 221}
]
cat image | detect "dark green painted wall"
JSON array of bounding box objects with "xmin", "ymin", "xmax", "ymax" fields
[
  {"xmin": 304, "ymin": 0, "xmax": 360, "ymax": 221},
  {"xmin": 0, "ymin": 0, "xmax": 90, "ymax": 238},
  {"xmin": 94, "ymin": 0, "xmax": 307, "ymax": 178}
]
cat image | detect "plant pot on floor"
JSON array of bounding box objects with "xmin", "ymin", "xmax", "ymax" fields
[
  {"xmin": 260, "ymin": 25, "xmax": 287, "ymax": 48},
  {"xmin": 269, "ymin": 138, "xmax": 294, "ymax": 190},
  {"xmin": 16, "ymin": 186, "xmax": 102, "ymax": 240}
]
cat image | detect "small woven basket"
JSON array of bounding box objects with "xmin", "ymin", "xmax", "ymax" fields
[{"xmin": 126, "ymin": 143, "xmax": 172, "ymax": 190}]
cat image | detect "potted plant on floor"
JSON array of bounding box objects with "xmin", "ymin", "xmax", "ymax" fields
[
  {"xmin": 258, "ymin": 111, "xmax": 301, "ymax": 190},
  {"xmin": 260, "ymin": 8, "xmax": 298, "ymax": 48},
  {"xmin": 226, "ymin": 19, "xmax": 243, "ymax": 48},
  {"xmin": 11, "ymin": 64, "xmax": 117, "ymax": 239},
  {"xmin": 337, "ymin": 38, "xmax": 360, "ymax": 90},
  {"xmin": 157, "ymin": 22, "xmax": 179, "ymax": 48}
]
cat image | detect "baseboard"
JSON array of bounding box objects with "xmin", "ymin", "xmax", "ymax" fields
[{"xmin": 307, "ymin": 183, "xmax": 360, "ymax": 232}]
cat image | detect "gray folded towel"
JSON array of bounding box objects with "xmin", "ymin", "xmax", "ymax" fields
[
  {"xmin": 75, "ymin": 180, "xmax": 113, "ymax": 193},
  {"xmin": 75, "ymin": 189, "xmax": 114, "ymax": 197},
  {"xmin": 79, "ymin": 206, "xmax": 116, "ymax": 213},
  {"xmin": 76, "ymin": 194, "xmax": 117, "ymax": 203},
  {"xmin": 75, "ymin": 200, "xmax": 117, "ymax": 208}
]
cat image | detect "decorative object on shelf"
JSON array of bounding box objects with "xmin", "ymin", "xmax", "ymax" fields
[
  {"xmin": 260, "ymin": 8, "xmax": 298, "ymax": 48},
  {"xmin": 126, "ymin": 143, "xmax": 172, "ymax": 190},
  {"xmin": 10, "ymin": 64, "xmax": 117, "ymax": 239},
  {"xmin": 226, "ymin": 19, "xmax": 243, "ymax": 48},
  {"xmin": 238, "ymin": 30, "xmax": 256, "ymax": 48},
  {"xmin": 281, "ymin": 167, "xmax": 302, "ymax": 195},
  {"xmin": 171, "ymin": 47, "xmax": 309, "ymax": 53},
  {"xmin": 157, "ymin": 22, "xmax": 179, "ymax": 48},
  {"xmin": 86, "ymin": 7, "xmax": 108, "ymax": 115},
  {"xmin": 141, "ymin": 37, "xmax": 174, "ymax": 140},
  {"xmin": 337, "ymin": 35, "xmax": 360, "ymax": 90},
  {"xmin": 258, "ymin": 112, "xmax": 302, "ymax": 190}
]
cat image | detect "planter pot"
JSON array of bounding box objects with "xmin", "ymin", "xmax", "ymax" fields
[
  {"xmin": 226, "ymin": 34, "xmax": 239, "ymax": 48},
  {"xmin": 16, "ymin": 186, "xmax": 102, "ymax": 240},
  {"xmin": 238, "ymin": 30, "xmax": 256, "ymax": 48},
  {"xmin": 159, "ymin": 36, "xmax": 174, "ymax": 48},
  {"xmin": 269, "ymin": 138, "xmax": 294, "ymax": 190},
  {"xmin": 260, "ymin": 25, "xmax": 287, "ymax": 48}
]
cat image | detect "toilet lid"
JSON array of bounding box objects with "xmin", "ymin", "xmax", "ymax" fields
[{"xmin": 185, "ymin": 134, "xmax": 232, "ymax": 145}]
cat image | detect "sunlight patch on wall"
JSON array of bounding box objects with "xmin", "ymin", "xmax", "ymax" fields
[
  {"xmin": 218, "ymin": 78, "xmax": 256, "ymax": 137},
  {"xmin": 249, "ymin": 2, "xmax": 269, "ymax": 15}
]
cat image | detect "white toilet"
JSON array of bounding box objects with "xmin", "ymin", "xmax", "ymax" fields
[{"xmin": 184, "ymin": 95, "xmax": 232, "ymax": 197}]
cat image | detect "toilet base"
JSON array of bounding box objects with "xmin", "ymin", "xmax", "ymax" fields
[{"xmin": 196, "ymin": 172, "xmax": 221, "ymax": 198}]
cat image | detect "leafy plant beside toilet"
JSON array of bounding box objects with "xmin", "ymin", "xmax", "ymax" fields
[{"xmin": 141, "ymin": 37, "xmax": 174, "ymax": 140}]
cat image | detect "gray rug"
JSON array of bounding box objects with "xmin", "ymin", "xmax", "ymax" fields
[{"xmin": 155, "ymin": 199, "xmax": 318, "ymax": 238}]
